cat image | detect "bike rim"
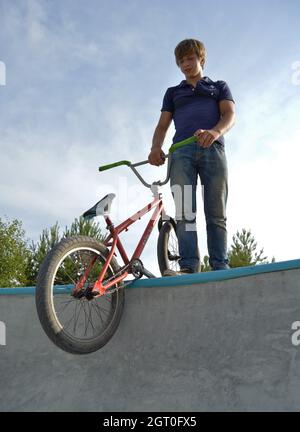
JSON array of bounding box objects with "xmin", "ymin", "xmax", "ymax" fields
[
  {"xmin": 167, "ymin": 226, "xmax": 180, "ymax": 271},
  {"xmin": 49, "ymin": 246, "xmax": 119, "ymax": 342}
]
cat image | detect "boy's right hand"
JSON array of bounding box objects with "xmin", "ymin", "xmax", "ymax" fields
[{"xmin": 148, "ymin": 148, "xmax": 166, "ymax": 166}]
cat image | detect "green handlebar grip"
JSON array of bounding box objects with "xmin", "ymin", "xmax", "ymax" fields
[
  {"xmin": 99, "ymin": 160, "xmax": 131, "ymax": 172},
  {"xmin": 168, "ymin": 136, "xmax": 197, "ymax": 153}
]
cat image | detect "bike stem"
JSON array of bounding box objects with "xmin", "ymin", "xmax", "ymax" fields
[{"xmin": 129, "ymin": 154, "xmax": 171, "ymax": 189}]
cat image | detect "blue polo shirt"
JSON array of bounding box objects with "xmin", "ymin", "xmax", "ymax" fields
[{"xmin": 161, "ymin": 76, "xmax": 234, "ymax": 146}]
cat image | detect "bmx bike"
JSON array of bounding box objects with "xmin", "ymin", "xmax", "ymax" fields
[{"xmin": 35, "ymin": 136, "xmax": 197, "ymax": 354}]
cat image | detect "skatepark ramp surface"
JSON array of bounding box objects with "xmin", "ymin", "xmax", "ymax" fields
[{"xmin": 1, "ymin": 259, "xmax": 300, "ymax": 412}]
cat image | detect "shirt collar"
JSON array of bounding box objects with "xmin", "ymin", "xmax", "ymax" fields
[{"xmin": 178, "ymin": 76, "xmax": 212, "ymax": 88}]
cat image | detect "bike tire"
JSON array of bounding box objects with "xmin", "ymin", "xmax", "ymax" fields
[
  {"xmin": 157, "ymin": 221, "xmax": 180, "ymax": 275},
  {"xmin": 35, "ymin": 235, "xmax": 125, "ymax": 354},
  {"xmin": 157, "ymin": 221, "xmax": 201, "ymax": 275}
]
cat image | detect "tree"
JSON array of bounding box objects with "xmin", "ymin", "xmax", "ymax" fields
[
  {"xmin": 26, "ymin": 222, "xmax": 61, "ymax": 286},
  {"xmin": 200, "ymin": 228, "xmax": 275, "ymax": 271},
  {"xmin": 228, "ymin": 228, "xmax": 275, "ymax": 268},
  {"xmin": 201, "ymin": 255, "xmax": 211, "ymax": 272},
  {"xmin": 64, "ymin": 217, "xmax": 105, "ymax": 239},
  {"xmin": 0, "ymin": 217, "xmax": 29, "ymax": 287},
  {"xmin": 26, "ymin": 217, "xmax": 105, "ymax": 286}
]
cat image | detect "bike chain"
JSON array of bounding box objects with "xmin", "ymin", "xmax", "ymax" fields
[
  {"xmin": 98, "ymin": 257, "xmax": 148, "ymax": 296},
  {"xmin": 101, "ymin": 263, "xmax": 132, "ymax": 296}
]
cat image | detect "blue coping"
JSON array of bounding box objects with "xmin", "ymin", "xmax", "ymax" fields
[{"xmin": 1, "ymin": 258, "xmax": 300, "ymax": 295}]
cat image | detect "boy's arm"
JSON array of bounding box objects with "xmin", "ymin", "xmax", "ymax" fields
[
  {"xmin": 194, "ymin": 100, "xmax": 236, "ymax": 148},
  {"xmin": 148, "ymin": 111, "xmax": 172, "ymax": 166},
  {"xmin": 213, "ymin": 100, "xmax": 236, "ymax": 136}
]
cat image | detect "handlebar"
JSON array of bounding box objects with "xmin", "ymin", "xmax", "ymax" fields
[
  {"xmin": 98, "ymin": 135, "xmax": 198, "ymax": 189},
  {"xmin": 98, "ymin": 135, "xmax": 197, "ymax": 172},
  {"xmin": 168, "ymin": 135, "xmax": 197, "ymax": 154},
  {"xmin": 99, "ymin": 160, "xmax": 131, "ymax": 172}
]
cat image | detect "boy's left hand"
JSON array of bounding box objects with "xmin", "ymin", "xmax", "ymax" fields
[{"xmin": 194, "ymin": 129, "xmax": 221, "ymax": 148}]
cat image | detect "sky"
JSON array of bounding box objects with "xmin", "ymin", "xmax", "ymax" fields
[{"xmin": 1, "ymin": 0, "xmax": 300, "ymax": 276}]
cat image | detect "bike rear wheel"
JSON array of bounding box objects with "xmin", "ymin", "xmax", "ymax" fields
[
  {"xmin": 35, "ymin": 235, "xmax": 124, "ymax": 354},
  {"xmin": 157, "ymin": 221, "xmax": 180, "ymax": 275}
]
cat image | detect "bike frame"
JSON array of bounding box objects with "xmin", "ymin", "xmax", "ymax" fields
[{"xmin": 74, "ymin": 194, "xmax": 164, "ymax": 296}]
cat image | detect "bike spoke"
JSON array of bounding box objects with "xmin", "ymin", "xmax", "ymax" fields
[
  {"xmin": 62, "ymin": 269, "xmax": 77, "ymax": 285},
  {"xmin": 93, "ymin": 301, "xmax": 111, "ymax": 316},
  {"xmin": 86, "ymin": 303, "xmax": 95, "ymax": 334},
  {"xmin": 82, "ymin": 301, "xmax": 93, "ymax": 336},
  {"xmin": 63, "ymin": 300, "xmax": 80, "ymax": 332},
  {"xmin": 91, "ymin": 301, "xmax": 104, "ymax": 324},
  {"xmin": 56, "ymin": 297, "xmax": 77, "ymax": 314},
  {"xmin": 169, "ymin": 229, "xmax": 180, "ymax": 270},
  {"xmin": 51, "ymin": 246, "xmax": 120, "ymax": 341}
]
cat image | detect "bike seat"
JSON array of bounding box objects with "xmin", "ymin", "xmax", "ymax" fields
[{"xmin": 82, "ymin": 193, "xmax": 116, "ymax": 219}]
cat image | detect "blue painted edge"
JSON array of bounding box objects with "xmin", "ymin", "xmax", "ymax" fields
[
  {"xmin": 129, "ymin": 258, "xmax": 300, "ymax": 289},
  {"xmin": 1, "ymin": 258, "xmax": 300, "ymax": 295}
]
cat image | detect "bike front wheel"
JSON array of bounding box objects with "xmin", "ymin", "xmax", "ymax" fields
[{"xmin": 35, "ymin": 235, "xmax": 125, "ymax": 354}]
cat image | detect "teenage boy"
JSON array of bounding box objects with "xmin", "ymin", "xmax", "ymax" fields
[{"xmin": 148, "ymin": 39, "xmax": 235, "ymax": 275}]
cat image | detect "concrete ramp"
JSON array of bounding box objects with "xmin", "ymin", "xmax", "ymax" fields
[{"xmin": 1, "ymin": 260, "xmax": 300, "ymax": 412}]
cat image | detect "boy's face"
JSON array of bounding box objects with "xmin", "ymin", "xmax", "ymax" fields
[{"xmin": 178, "ymin": 52, "xmax": 203, "ymax": 79}]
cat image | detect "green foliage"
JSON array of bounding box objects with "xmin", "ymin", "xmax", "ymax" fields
[
  {"xmin": 26, "ymin": 217, "xmax": 105, "ymax": 286},
  {"xmin": 1, "ymin": 215, "xmax": 277, "ymax": 287},
  {"xmin": 0, "ymin": 217, "xmax": 29, "ymax": 287},
  {"xmin": 200, "ymin": 228, "xmax": 275, "ymax": 271},
  {"xmin": 26, "ymin": 222, "xmax": 61, "ymax": 286},
  {"xmin": 201, "ymin": 255, "xmax": 211, "ymax": 272},
  {"xmin": 228, "ymin": 228, "xmax": 273, "ymax": 268},
  {"xmin": 64, "ymin": 217, "xmax": 105, "ymax": 239}
]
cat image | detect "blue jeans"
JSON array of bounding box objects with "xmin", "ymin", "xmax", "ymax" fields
[{"xmin": 169, "ymin": 141, "xmax": 230, "ymax": 272}]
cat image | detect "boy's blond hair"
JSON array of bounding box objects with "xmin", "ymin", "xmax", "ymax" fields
[{"xmin": 174, "ymin": 39, "xmax": 206, "ymax": 68}]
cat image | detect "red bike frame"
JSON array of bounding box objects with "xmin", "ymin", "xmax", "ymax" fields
[{"xmin": 74, "ymin": 195, "xmax": 164, "ymax": 296}]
